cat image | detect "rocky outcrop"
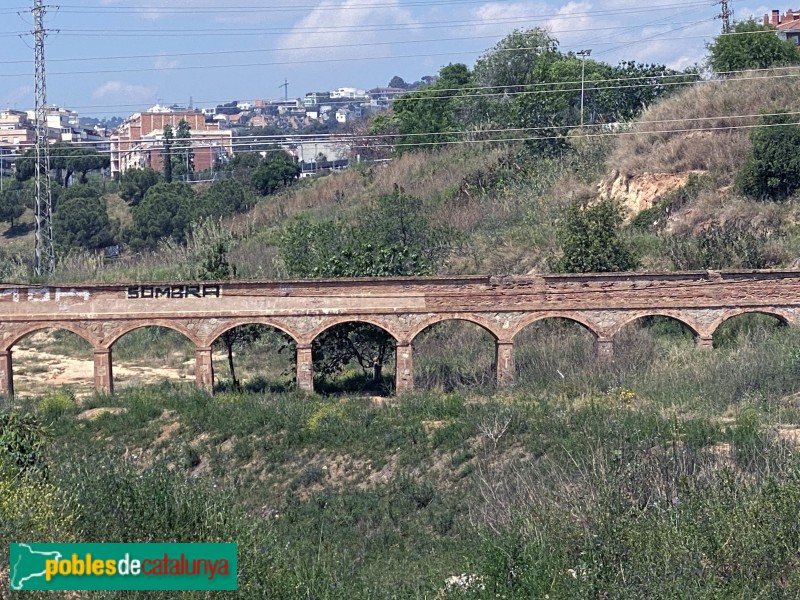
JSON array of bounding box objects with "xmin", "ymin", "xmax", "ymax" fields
[{"xmin": 597, "ymin": 170, "xmax": 706, "ymax": 218}]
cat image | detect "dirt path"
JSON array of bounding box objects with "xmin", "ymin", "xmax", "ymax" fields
[{"xmin": 12, "ymin": 348, "xmax": 195, "ymax": 398}]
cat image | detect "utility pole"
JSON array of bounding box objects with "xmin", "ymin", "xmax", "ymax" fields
[
  {"xmin": 577, "ymin": 49, "xmax": 592, "ymax": 130},
  {"xmin": 279, "ymin": 79, "xmax": 289, "ymax": 103},
  {"xmin": 32, "ymin": 0, "xmax": 55, "ymax": 276},
  {"xmin": 718, "ymin": 0, "xmax": 733, "ymax": 34}
]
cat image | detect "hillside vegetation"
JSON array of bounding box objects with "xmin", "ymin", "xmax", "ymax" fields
[
  {"xmin": 5, "ymin": 320, "xmax": 800, "ymax": 598},
  {"xmin": 5, "ymin": 26, "xmax": 800, "ymax": 600}
]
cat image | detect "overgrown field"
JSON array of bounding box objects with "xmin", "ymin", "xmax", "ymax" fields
[{"xmin": 4, "ymin": 319, "xmax": 800, "ymax": 598}]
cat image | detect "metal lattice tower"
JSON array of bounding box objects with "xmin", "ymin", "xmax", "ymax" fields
[
  {"xmin": 718, "ymin": 0, "xmax": 733, "ymax": 34},
  {"xmin": 33, "ymin": 0, "xmax": 55, "ymax": 276}
]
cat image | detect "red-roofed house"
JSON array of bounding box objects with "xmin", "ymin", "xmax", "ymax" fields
[{"xmin": 764, "ymin": 9, "xmax": 800, "ymax": 45}]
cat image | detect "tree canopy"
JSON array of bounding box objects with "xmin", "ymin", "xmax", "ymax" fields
[
  {"xmin": 707, "ymin": 20, "xmax": 800, "ymax": 73},
  {"xmin": 251, "ymin": 150, "xmax": 301, "ymax": 196},
  {"xmin": 130, "ymin": 182, "xmax": 195, "ymax": 247},
  {"xmin": 54, "ymin": 193, "xmax": 115, "ymax": 251},
  {"xmin": 15, "ymin": 144, "xmax": 109, "ymax": 187},
  {"xmin": 387, "ymin": 28, "xmax": 696, "ymax": 155},
  {"xmin": 119, "ymin": 167, "xmax": 161, "ymax": 206}
]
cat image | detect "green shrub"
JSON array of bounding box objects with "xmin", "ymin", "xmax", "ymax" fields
[
  {"xmin": 735, "ymin": 113, "xmax": 800, "ymax": 200},
  {"xmin": 0, "ymin": 411, "xmax": 51, "ymax": 476}
]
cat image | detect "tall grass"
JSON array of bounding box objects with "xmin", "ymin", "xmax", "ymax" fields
[{"xmin": 611, "ymin": 69, "xmax": 800, "ymax": 180}]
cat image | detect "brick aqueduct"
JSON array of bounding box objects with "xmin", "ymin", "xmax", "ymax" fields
[{"xmin": 0, "ymin": 269, "xmax": 799, "ymax": 396}]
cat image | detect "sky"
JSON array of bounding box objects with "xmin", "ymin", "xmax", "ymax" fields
[{"xmin": 0, "ymin": 0, "xmax": 776, "ymax": 119}]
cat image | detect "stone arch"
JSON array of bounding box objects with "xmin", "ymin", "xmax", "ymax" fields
[
  {"xmin": 205, "ymin": 318, "xmax": 301, "ymax": 347},
  {"xmin": 308, "ymin": 316, "xmax": 402, "ymax": 345},
  {"xmin": 510, "ymin": 313, "xmax": 600, "ymax": 341},
  {"xmin": 4, "ymin": 322, "xmax": 98, "ymax": 351},
  {"xmin": 104, "ymin": 320, "xmax": 201, "ymax": 350},
  {"xmin": 511, "ymin": 315, "xmax": 601, "ymax": 386},
  {"xmin": 709, "ymin": 308, "xmax": 794, "ymax": 337},
  {"xmin": 608, "ymin": 311, "xmax": 702, "ymax": 339},
  {"xmin": 410, "ymin": 316, "xmax": 501, "ymax": 391},
  {"xmin": 308, "ymin": 318, "xmax": 400, "ymax": 394},
  {"xmin": 407, "ymin": 314, "xmax": 501, "ymax": 344}
]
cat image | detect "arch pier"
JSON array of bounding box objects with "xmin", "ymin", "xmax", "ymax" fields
[{"xmin": 0, "ymin": 270, "xmax": 796, "ymax": 396}]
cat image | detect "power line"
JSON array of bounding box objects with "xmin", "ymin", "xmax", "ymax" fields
[
  {"xmin": 7, "ymin": 64, "xmax": 797, "ymax": 120},
  {"xmin": 1, "ymin": 21, "xmax": 714, "ymax": 65},
  {"xmin": 8, "ymin": 109, "xmax": 800, "ymax": 160},
  {"xmin": 34, "ymin": 0, "xmax": 715, "ymax": 13}
]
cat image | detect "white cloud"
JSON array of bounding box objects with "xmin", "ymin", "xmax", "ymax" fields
[
  {"xmin": 275, "ymin": 0, "xmax": 418, "ymax": 62},
  {"xmin": 154, "ymin": 53, "xmax": 180, "ymax": 70},
  {"xmin": 92, "ymin": 81, "xmax": 157, "ymax": 102}
]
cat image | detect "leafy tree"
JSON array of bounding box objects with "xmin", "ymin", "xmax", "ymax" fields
[
  {"xmin": 15, "ymin": 144, "xmax": 109, "ymax": 187},
  {"xmin": 251, "ymin": 150, "xmax": 300, "ymax": 196},
  {"xmin": 130, "ymin": 182, "xmax": 195, "ymax": 247},
  {"xmin": 197, "ymin": 179, "xmax": 251, "ymax": 219},
  {"xmin": 119, "ymin": 167, "xmax": 161, "ymax": 206},
  {"xmin": 735, "ymin": 113, "xmax": 800, "ymax": 200},
  {"xmin": 172, "ymin": 119, "xmax": 194, "ymax": 179},
  {"xmin": 707, "ymin": 20, "xmax": 800, "ymax": 73},
  {"xmin": 474, "ymin": 28, "xmax": 559, "ymax": 90},
  {"xmin": 388, "ymin": 75, "xmax": 409, "ymax": 89},
  {"xmin": 557, "ymin": 199, "xmax": 638, "ymax": 273},
  {"xmin": 0, "ymin": 186, "xmax": 26, "ymax": 228},
  {"xmin": 162, "ymin": 124, "xmax": 174, "ymax": 183},
  {"xmin": 54, "ymin": 193, "xmax": 115, "ymax": 251},
  {"xmin": 391, "ymin": 63, "xmax": 476, "ymax": 152},
  {"xmin": 472, "ymin": 29, "xmax": 697, "ymax": 153}
]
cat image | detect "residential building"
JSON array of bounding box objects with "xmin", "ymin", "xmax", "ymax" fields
[
  {"xmin": 764, "ymin": 8, "xmax": 800, "ymax": 45},
  {"xmin": 110, "ymin": 107, "xmax": 233, "ymax": 176},
  {"xmin": 0, "ymin": 109, "xmax": 36, "ymax": 147},
  {"xmin": 330, "ymin": 87, "xmax": 369, "ymax": 101}
]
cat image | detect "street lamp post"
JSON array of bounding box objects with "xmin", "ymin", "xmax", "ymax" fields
[{"xmin": 577, "ymin": 49, "xmax": 592, "ymax": 129}]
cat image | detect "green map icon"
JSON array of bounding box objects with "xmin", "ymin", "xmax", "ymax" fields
[{"xmin": 10, "ymin": 544, "xmax": 63, "ymax": 590}]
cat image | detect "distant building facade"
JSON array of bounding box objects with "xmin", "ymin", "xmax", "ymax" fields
[
  {"xmin": 764, "ymin": 8, "xmax": 800, "ymax": 45},
  {"xmin": 110, "ymin": 107, "xmax": 233, "ymax": 176}
]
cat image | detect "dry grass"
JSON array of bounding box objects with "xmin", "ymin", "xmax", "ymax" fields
[
  {"xmin": 611, "ymin": 69, "xmax": 800, "ymax": 180},
  {"xmin": 245, "ymin": 145, "xmax": 510, "ymax": 231}
]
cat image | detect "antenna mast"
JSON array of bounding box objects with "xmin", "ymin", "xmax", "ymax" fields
[{"xmin": 32, "ymin": 0, "xmax": 55, "ymax": 276}]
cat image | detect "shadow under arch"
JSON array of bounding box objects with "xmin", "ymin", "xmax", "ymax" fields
[
  {"xmin": 110, "ymin": 324, "xmax": 197, "ymax": 391},
  {"xmin": 105, "ymin": 320, "xmax": 200, "ymax": 349},
  {"xmin": 412, "ymin": 318, "xmax": 497, "ymax": 391},
  {"xmin": 5, "ymin": 322, "xmax": 96, "ymax": 351},
  {"xmin": 407, "ymin": 314, "xmax": 500, "ymax": 344},
  {"xmin": 206, "ymin": 318, "xmax": 300, "ymax": 347},
  {"xmin": 207, "ymin": 321, "xmax": 298, "ymax": 393},
  {"xmin": 310, "ymin": 319, "xmax": 399, "ymax": 395},
  {"xmin": 609, "ymin": 312, "xmax": 702, "ymax": 340},
  {"xmin": 511, "ymin": 314, "xmax": 600, "ymax": 342},
  {"xmin": 512, "ymin": 316, "xmax": 599, "ymax": 388},
  {"xmin": 10, "ymin": 326, "xmax": 94, "ymax": 398},
  {"xmin": 711, "ymin": 310, "xmax": 790, "ymax": 349}
]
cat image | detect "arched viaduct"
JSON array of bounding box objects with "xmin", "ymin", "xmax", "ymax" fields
[{"xmin": 0, "ymin": 269, "xmax": 799, "ymax": 396}]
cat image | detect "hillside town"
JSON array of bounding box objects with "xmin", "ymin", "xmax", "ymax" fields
[{"xmin": 0, "ymin": 83, "xmax": 410, "ymax": 183}]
